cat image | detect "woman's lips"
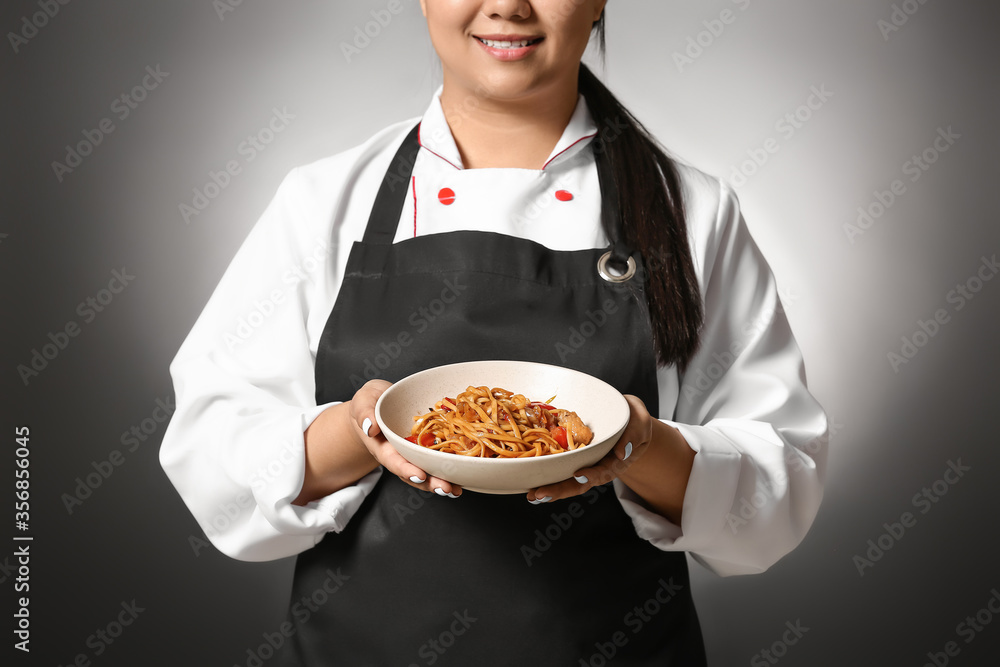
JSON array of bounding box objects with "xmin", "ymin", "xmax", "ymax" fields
[{"xmin": 473, "ymin": 35, "xmax": 544, "ymax": 61}]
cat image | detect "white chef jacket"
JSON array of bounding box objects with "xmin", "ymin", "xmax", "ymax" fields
[{"xmin": 159, "ymin": 88, "xmax": 829, "ymax": 576}]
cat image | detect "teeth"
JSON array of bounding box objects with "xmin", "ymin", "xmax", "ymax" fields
[{"xmin": 479, "ymin": 38, "xmax": 534, "ymax": 49}]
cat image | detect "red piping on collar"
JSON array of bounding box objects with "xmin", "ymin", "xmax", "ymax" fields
[
  {"xmin": 542, "ymin": 132, "xmax": 598, "ymax": 170},
  {"xmin": 411, "ymin": 176, "xmax": 418, "ymax": 237},
  {"xmin": 417, "ymin": 122, "xmax": 462, "ymax": 171},
  {"xmin": 417, "ymin": 122, "xmax": 597, "ymax": 171}
]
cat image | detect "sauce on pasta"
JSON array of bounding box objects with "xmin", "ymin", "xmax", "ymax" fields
[{"xmin": 406, "ymin": 386, "xmax": 594, "ymax": 457}]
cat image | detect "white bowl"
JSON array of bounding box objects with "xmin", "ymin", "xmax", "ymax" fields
[{"xmin": 374, "ymin": 360, "xmax": 630, "ymax": 494}]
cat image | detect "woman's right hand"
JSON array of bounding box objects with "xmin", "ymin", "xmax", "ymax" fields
[
  {"xmin": 349, "ymin": 380, "xmax": 462, "ymax": 499},
  {"xmin": 294, "ymin": 380, "xmax": 462, "ymax": 505}
]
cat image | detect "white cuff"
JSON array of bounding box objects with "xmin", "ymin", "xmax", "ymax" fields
[
  {"xmin": 615, "ymin": 419, "xmax": 816, "ymax": 577},
  {"xmin": 614, "ymin": 421, "xmax": 741, "ymax": 553},
  {"xmin": 210, "ymin": 402, "xmax": 384, "ymax": 561}
]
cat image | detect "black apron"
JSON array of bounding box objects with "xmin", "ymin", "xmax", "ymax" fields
[{"xmin": 278, "ymin": 125, "xmax": 706, "ymax": 666}]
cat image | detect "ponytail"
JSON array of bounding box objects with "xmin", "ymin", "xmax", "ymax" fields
[{"xmin": 580, "ymin": 16, "xmax": 703, "ymax": 371}]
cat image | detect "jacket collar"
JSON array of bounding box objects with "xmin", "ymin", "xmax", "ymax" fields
[{"xmin": 417, "ymin": 86, "xmax": 599, "ymax": 171}]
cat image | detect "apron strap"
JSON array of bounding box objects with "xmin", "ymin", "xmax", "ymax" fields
[
  {"xmin": 362, "ymin": 123, "xmax": 422, "ymax": 245},
  {"xmin": 593, "ymin": 138, "xmax": 633, "ymax": 272}
]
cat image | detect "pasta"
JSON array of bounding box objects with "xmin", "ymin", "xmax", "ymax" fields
[{"xmin": 407, "ymin": 386, "xmax": 594, "ymax": 458}]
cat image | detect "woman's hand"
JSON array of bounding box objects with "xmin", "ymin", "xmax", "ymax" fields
[
  {"xmin": 293, "ymin": 380, "xmax": 462, "ymax": 505},
  {"xmin": 527, "ymin": 394, "xmax": 694, "ymax": 525},
  {"xmin": 292, "ymin": 380, "xmax": 462, "ymax": 505},
  {"xmin": 350, "ymin": 380, "xmax": 463, "ymax": 499}
]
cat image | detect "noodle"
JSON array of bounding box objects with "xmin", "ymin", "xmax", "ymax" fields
[{"xmin": 407, "ymin": 386, "xmax": 594, "ymax": 458}]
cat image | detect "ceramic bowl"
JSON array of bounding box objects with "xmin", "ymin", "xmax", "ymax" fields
[{"xmin": 374, "ymin": 360, "xmax": 629, "ymax": 493}]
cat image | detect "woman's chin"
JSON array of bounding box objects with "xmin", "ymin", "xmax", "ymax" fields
[{"xmin": 444, "ymin": 70, "xmax": 566, "ymax": 107}]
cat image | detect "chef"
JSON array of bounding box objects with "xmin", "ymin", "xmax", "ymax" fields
[{"xmin": 159, "ymin": 1, "xmax": 828, "ymax": 664}]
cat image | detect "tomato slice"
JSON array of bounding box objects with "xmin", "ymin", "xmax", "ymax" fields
[
  {"xmin": 406, "ymin": 432, "xmax": 437, "ymax": 447},
  {"xmin": 530, "ymin": 402, "xmax": 557, "ymax": 411},
  {"xmin": 550, "ymin": 426, "xmax": 568, "ymax": 448}
]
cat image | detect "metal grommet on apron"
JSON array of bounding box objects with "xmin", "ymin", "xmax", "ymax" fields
[
  {"xmin": 597, "ymin": 251, "xmax": 637, "ymax": 283},
  {"xmin": 276, "ymin": 124, "xmax": 707, "ymax": 666},
  {"xmin": 593, "ymin": 132, "xmax": 640, "ymax": 287}
]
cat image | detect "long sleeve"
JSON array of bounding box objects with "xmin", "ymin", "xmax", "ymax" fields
[
  {"xmin": 159, "ymin": 167, "xmax": 381, "ymax": 562},
  {"xmin": 160, "ymin": 95, "xmax": 827, "ymax": 568},
  {"xmin": 616, "ymin": 176, "xmax": 829, "ymax": 576}
]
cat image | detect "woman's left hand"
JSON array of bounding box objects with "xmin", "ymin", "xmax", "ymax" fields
[{"xmin": 527, "ymin": 394, "xmax": 695, "ymax": 525}]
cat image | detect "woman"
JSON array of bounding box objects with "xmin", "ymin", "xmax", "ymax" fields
[{"xmin": 160, "ymin": 1, "xmax": 828, "ymax": 664}]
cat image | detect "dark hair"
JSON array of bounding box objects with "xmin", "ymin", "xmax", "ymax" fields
[{"xmin": 581, "ymin": 14, "xmax": 703, "ymax": 371}]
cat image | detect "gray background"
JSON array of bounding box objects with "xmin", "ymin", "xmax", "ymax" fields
[{"xmin": 3, "ymin": 0, "xmax": 999, "ymax": 665}]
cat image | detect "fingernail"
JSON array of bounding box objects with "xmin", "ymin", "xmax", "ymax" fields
[
  {"xmin": 540, "ymin": 496, "xmax": 552, "ymax": 503},
  {"xmin": 409, "ymin": 475, "xmax": 426, "ymax": 484},
  {"xmin": 446, "ymin": 492, "xmax": 459, "ymax": 499},
  {"xmin": 434, "ymin": 488, "xmax": 448, "ymax": 497},
  {"xmin": 574, "ymin": 475, "xmax": 589, "ymax": 484},
  {"xmin": 361, "ymin": 418, "xmax": 372, "ymax": 436},
  {"xmin": 624, "ymin": 442, "xmax": 633, "ymax": 460},
  {"xmin": 528, "ymin": 498, "xmax": 541, "ymax": 505}
]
